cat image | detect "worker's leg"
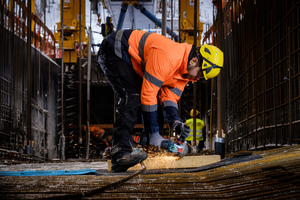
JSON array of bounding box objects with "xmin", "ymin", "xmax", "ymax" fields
[
  {"xmin": 98, "ymin": 40, "xmax": 146, "ymax": 172},
  {"xmin": 148, "ymin": 101, "xmax": 170, "ymax": 147},
  {"xmin": 187, "ymin": 141, "xmax": 192, "ymax": 153},
  {"xmin": 197, "ymin": 140, "xmax": 204, "ymax": 153}
]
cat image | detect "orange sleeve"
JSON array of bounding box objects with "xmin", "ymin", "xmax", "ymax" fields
[{"xmin": 159, "ymin": 78, "xmax": 189, "ymax": 106}]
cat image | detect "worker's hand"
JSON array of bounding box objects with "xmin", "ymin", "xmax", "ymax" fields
[{"xmin": 173, "ymin": 121, "xmax": 191, "ymax": 139}]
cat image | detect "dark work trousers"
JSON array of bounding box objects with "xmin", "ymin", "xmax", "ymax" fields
[
  {"xmin": 98, "ymin": 39, "xmax": 143, "ymax": 159},
  {"xmin": 198, "ymin": 140, "xmax": 204, "ymax": 151}
]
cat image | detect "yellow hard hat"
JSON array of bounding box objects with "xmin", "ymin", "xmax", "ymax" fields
[
  {"xmin": 190, "ymin": 109, "xmax": 199, "ymax": 117},
  {"xmin": 200, "ymin": 44, "xmax": 224, "ymax": 80}
]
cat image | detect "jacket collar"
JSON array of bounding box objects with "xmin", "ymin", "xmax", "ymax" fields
[
  {"xmin": 178, "ymin": 44, "xmax": 197, "ymax": 82},
  {"xmin": 179, "ymin": 44, "xmax": 194, "ymax": 74}
]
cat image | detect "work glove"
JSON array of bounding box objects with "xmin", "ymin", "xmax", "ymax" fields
[
  {"xmin": 173, "ymin": 121, "xmax": 191, "ymax": 140},
  {"xmin": 149, "ymin": 132, "xmax": 170, "ymax": 148}
]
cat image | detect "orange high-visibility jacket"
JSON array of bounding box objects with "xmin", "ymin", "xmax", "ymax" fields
[{"xmin": 106, "ymin": 29, "xmax": 196, "ymax": 133}]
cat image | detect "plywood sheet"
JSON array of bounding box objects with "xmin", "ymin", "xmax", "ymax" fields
[{"xmin": 107, "ymin": 155, "xmax": 220, "ymax": 171}]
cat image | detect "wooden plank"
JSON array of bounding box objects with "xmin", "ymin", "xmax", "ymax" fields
[
  {"xmin": 107, "ymin": 155, "xmax": 220, "ymax": 171},
  {"xmin": 88, "ymin": 124, "xmax": 169, "ymax": 129}
]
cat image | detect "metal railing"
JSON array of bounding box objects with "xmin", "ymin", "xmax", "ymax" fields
[{"xmin": 2, "ymin": 0, "xmax": 56, "ymax": 58}]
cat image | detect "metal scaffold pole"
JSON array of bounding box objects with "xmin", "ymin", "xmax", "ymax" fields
[
  {"xmin": 26, "ymin": 0, "xmax": 33, "ymax": 155},
  {"xmin": 60, "ymin": 0, "xmax": 65, "ymax": 160},
  {"xmin": 192, "ymin": 0, "xmax": 198, "ymax": 147},
  {"xmin": 215, "ymin": 0, "xmax": 224, "ymax": 158},
  {"xmin": 86, "ymin": 26, "xmax": 92, "ymax": 159},
  {"xmin": 162, "ymin": 0, "xmax": 166, "ymax": 36},
  {"xmin": 78, "ymin": 0, "xmax": 83, "ymax": 157}
]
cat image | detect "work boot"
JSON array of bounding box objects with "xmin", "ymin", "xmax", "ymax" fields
[{"xmin": 111, "ymin": 148, "xmax": 148, "ymax": 172}]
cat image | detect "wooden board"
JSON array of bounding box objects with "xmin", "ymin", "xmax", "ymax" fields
[{"xmin": 107, "ymin": 155, "xmax": 220, "ymax": 171}]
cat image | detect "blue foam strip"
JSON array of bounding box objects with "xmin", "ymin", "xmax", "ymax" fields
[{"xmin": 0, "ymin": 168, "xmax": 98, "ymax": 176}]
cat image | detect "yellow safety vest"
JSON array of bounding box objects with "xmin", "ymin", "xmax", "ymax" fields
[{"xmin": 185, "ymin": 118, "xmax": 205, "ymax": 141}]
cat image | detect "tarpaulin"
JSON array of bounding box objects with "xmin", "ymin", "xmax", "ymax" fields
[{"xmin": 0, "ymin": 168, "xmax": 98, "ymax": 176}]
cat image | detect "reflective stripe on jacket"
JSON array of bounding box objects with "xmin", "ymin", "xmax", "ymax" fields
[
  {"xmin": 106, "ymin": 29, "xmax": 195, "ymax": 132},
  {"xmin": 185, "ymin": 118, "xmax": 205, "ymax": 141}
]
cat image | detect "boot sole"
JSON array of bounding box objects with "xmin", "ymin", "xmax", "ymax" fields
[{"xmin": 112, "ymin": 152, "xmax": 147, "ymax": 172}]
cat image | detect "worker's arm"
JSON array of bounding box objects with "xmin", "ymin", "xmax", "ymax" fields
[
  {"xmin": 101, "ymin": 24, "xmax": 106, "ymax": 37},
  {"xmin": 160, "ymin": 79, "xmax": 191, "ymax": 139},
  {"xmin": 159, "ymin": 78, "xmax": 188, "ymax": 126}
]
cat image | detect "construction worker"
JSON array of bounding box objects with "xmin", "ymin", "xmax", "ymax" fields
[
  {"xmin": 185, "ymin": 109, "xmax": 206, "ymax": 153},
  {"xmin": 97, "ymin": 29, "xmax": 224, "ymax": 172},
  {"xmin": 101, "ymin": 16, "xmax": 114, "ymax": 38}
]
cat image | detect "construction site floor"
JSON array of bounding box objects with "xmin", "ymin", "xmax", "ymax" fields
[{"xmin": 0, "ymin": 145, "xmax": 300, "ymax": 199}]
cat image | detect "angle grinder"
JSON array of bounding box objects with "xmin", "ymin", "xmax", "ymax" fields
[{"xmin": 134, "ymin": 132, "xmax": 188, "ymax": 157}]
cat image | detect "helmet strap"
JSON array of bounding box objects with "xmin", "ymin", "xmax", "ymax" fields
[{"xmin": 202, "ymin": 57, "xmax": 222, "ymax": 74}]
